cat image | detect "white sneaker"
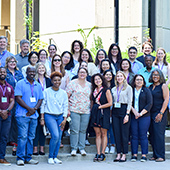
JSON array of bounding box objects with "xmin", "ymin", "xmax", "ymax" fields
[
  {"xmin": 110, "ymin": 146, "xmax": 115, "ymax": 154},
  {"xmin": 48, "ymin": 158, "xmax": 54, "ymax": 165},
  {"xmin": 80, "ymin": 150, "xmax": 86, "ymax": 156},
  {"xmin": 16, "ymin": 160, "xmax": 24, "ymax": 166},
  {"xmin": 54, "ymin": 158, "xmax": 62, "ymax": 164},
  {"xmin": 71, "ymin": 150, "xmax": 77, "ymax": 156},
  {"xmin": 105, "ymin": 146, "xmax": 109, "ymax": 154},
  {"xmin": 85, "ymin": 139, "xmax": 90, "ymax": 146}
]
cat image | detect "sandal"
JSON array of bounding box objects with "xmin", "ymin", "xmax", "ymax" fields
[
  {"xmin": 155, "ymin": 158, "xmax": 164, "ymax": 162},
  {"xmin": 98, "ymin": 153, "xmax": 106, "ymax": 161},
  {"xmin": 149, "ymin": 157, "xmax": 156, "ymax": 161},
  {"xmin": 93, "ymin": 154, "xmax": 100, "ymax": 162}
]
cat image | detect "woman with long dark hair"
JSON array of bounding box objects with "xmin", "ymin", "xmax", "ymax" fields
[
  {"xmin": 120, "ymin": 58, "xmax": 135, "ymax": 86},
  {"xmin": 90, "ymin": 73, "xmax": 112, "ymax": 161},
  {"xmin": 108, "ymin": 43, "xmax": 122, "ymax": 72}
]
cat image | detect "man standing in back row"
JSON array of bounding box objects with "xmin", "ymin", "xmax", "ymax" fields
[{"xmin": 0, "ymin": 36, "xmax": 14, "ymax": 67}]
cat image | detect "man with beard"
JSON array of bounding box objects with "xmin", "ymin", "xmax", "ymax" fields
[
  {"xmin": 0, "ymin": 36, "xmax": 14, "ymax": 67},
  {"xmin": 15, "ymin": 39, "xmax": 30, "ymax": 70},
  {"xmin": 15, "ymin": 67, "xmax": 43, "ymax": 166},
  {"xmin": 0, "ymin": 67, "xmax": 15, "ymax": 166},
  {"xmin": 137, "ymin": 55, "xmax": 155, "ymax": 87},
  {"xmin": 137, "ymin": 42, "xmax": 155, "ymax": 67}
]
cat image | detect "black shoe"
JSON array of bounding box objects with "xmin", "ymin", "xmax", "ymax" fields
[
  {"xmin": 33, "ymin": 152, "xmax": 39, "ymax": 155},
  {"xmin": 140, "ymin": 156, "xmax": 147, "ymax": 162},
  {"xmin": 113, "ymin": 158, "xmax": 120, "ymax": 162},
  {"xmin": 131, "ymin": 156, "xmax": 137, "ymax": 162},
  {"xmin": 119, "ymin": 158, "xmax": 126, "ymax": 162},
  {"xmin": 39, "ymin": 151, "xmax": 45, "ymax": 155},
  {"xmin": 98, "ymin": 153, "xmax": 106, "ymax": 161},
  {"xmin": 93, "ymin": 154, "xmax": 100, "ymax": 162}
]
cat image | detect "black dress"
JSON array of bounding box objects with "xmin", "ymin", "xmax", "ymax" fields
[
  {"xmin": 149, "ymin": 83, "xmax": 167, "ymax": 159},
  {"xmin": 90, "ymin": 88, "xmax": 110, "ymax": 129}
]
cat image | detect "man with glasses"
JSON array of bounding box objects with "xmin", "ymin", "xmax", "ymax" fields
[{"xmin": 128, "ymin": 46, "xmax": 144, "ymax": 74}]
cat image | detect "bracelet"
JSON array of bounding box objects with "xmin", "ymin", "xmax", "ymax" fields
[
  {"xmin": 139, "ymin": 112, "xmax": 143, "ymax": 116},
  {"xmin": 40, "ymin": 118, "xmax": 44, "ymax": 120},
  {"xmin": 126, "ymin": 113, "xmax": 130, "ymax": 116},
  {"xmin": 160, "ymin": 112, "xmax": 163, "ymax": 115}
]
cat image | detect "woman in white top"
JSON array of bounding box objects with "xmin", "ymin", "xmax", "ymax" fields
[
  {"xmin": 40, "ymin": 71, "xmax": 68, "ymax": 164},
  {"xmin": 111, "ymin": 71, "xmax": 133, "ymax": 162},
  {"xmin": 21, "ymin": 51, "xmax": 39, "ymax": 77},
  {"xmin": 51, "ymin": 54, "xmax": 69, "ymax": 90},
  {"xmin": 38, "ymin": 49, "xmax": 51, "ymax": 76},
  {"xmin": 152, "ymin": 47, "xmax": 170, "ymax": 85},
  {"xmin": 74, "ymin": 49, "xmax": 98, "ymax": 76}
]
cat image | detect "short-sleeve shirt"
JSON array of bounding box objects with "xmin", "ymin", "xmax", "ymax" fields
[
  {"xmin": 15, "ymin": 78, "xmax": 44, "ymax": 118},
  {"xmin": 0, "ymin": 50, "xmax": 14, "ymax": 67},
  {"xmin": 0, "ymin": 81, "xmax": 14, "ymax": 115},
  {"xmin": 66, "ymin": 79, "xmax": 91, "ymax": 114},
  {"xmin": 129, "ymin": 59, "xmax": 144, "ymax": 74}
]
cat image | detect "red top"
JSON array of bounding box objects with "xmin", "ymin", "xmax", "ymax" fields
[{"xmin": 0, "ymin": 81, "xmax": 14, "ymax": 116}]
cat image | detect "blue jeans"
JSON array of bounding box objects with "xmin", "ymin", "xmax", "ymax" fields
[
  {"xmin": 44, "ymin": 114, "xmax": 63, "ymax": 158},
  {"xmin": 0, "ymin": 116, "xmax": 11, "ymax": 159},
  {"xmin": 69, "ymin": 112, "xmax": 90, "ymax": 151},
  {"xmin": 16, "ymin": 117, "xmax": 37, "ymax": 161},
  {"xmin": 107, "ymin": 122, "xmax": 115, "ymax": 145},
  {"xmin": 131, "ymin": 116, "xmax": 150, "ymax": 155}
]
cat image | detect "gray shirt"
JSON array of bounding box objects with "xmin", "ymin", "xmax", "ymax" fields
[{"xmin": 15, "ymin": 53, "xmax": 29, "ymax": 70}]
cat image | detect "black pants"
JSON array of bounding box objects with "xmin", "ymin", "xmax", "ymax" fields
[
  {"xmin": 112, "ymin": 104, "xmax": 130, "ymax": 154},
  {"xmin": 149, "ymin": 111, "xmax": 167, "ymax": 159}
]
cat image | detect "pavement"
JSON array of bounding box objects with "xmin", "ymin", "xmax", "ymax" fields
[{"xmin": 0, "ymin": 160, "xmax": 170, "ymax": 170}]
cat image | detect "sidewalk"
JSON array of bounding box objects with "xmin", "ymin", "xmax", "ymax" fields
[{"xmin": 0, "ymin": 160, "xmax": 170, "ymax": 170}]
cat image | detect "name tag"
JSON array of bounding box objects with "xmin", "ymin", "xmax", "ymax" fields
[
  {"xmin": 1, "ymin": 97, "xmax": 7, "ymax": 103},
  {"xmin": 30, "ymin": 97, "xmax": 36, "ymax": 103},
  {"xmin": 114, "ymin": 103, "xmax": 121, "ymax": 108}
]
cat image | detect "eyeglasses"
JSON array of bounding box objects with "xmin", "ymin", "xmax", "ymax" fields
[
  {"xmin": 8, "ymin": 61, "xmax": 16, "ymax": 64},
  {"xmin": 79, "ymin": 71, "xmax": 86, "ymax": 74},
  {"xmin": 129, "ymin": 52, "xmax": 136, "ymax": 54},
  {"xmin": 111, "ymin": 48, "xmax": 118, "ymax": 51},
  {"xmin": 53, "ymin": 59, "xmax": 61, "ymax": 62},
  {"xmin": 135, "ymin": 79, "xmax": 143, "ymax": 81},
  {"xmin": 153, "ymin": 74, "xmax": 159, "ymax": 77}
]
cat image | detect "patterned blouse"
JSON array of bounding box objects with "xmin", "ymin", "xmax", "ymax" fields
[{"xmin": 66, "ymin": 79, "xmax": 91, "ymax": 114}]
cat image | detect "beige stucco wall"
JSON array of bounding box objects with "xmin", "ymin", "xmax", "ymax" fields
[
  {"xmin": 119, "ymin": 0, "xmax": 148, "ymax": 52},
  {"xmin": 156, "ymin": 0, "xmax": 170, "ymax": 52}
]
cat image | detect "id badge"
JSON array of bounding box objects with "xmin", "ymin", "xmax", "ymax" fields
[
  {"xmin": 114, "ymin": 103, "xmax": 121, "ymax": 108},
  {"xmin": 1, "ymin": 97, "xmax": 7, "ymax": 103},
  {"xmin": 30, "ymin": 97, "xmax": 36, "ymax": 103}
]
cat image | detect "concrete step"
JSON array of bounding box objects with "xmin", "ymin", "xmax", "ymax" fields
[
  {"xmin": 6, "ymin": 143, "xmax": 170, "ymax": 155},
  {"xmin": 5, "ymin": 151, "xmax": 170, "ymax": 163}
]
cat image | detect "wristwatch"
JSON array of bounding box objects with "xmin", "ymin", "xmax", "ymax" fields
[
  {"xmin": 7, "ymin": 109, "xmax": 10, "ymax": 113},
  {"xmin": 160, "ymin": 112, "xmax": 163, "ymax": 115}
]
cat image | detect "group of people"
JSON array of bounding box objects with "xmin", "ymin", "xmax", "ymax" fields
[{"xmin": 0, "ymin": 35, "xmax": 169, "ymax": 166}]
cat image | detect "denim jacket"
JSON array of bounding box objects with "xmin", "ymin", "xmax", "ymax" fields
[{"xmin": 6, "ymin": 68, "xmax": 24, "ymax": 89}]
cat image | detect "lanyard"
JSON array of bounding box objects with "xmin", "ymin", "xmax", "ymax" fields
[
  {"xmin": 117, "ymin": 85, "xmax": 123, "ymax": 102},
  {"xmin": 158, "ymin": 63, "xmax": 164, "ymax": 70},
  {"xmin": 131, "ymin": 62, "xmax": 135, "ymax": 70},
  {"xmin": 0, "ymin": 50, "xmax": 7, "ymax": 60},
  {"xmin": 38, "ymin": 78, "xmax": 45, "ymax": 91},
  {"xmin": 0, "ymin": 85, "xmax": 7, "ymax": 97},
  {"xmin": 30, "ymin": 82, "xmax": 34, "ymax": 97},
  {"xmin": 126, "ymin": 73, "xmax": 130, "ymax": 83}
]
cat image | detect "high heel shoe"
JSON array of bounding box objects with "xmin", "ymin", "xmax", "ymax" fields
[
  {"xmin": 98, "ymin": 153, "xmax": 106, "ymax": 161},
  {"xmin": 93, "ymin": 154, "xmax": 100, "ymax": 162}
]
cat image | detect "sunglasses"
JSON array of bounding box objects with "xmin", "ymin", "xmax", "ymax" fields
[{"xmin": 53, "ymin": 59, "xmax": 61, "ymax": 62}]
